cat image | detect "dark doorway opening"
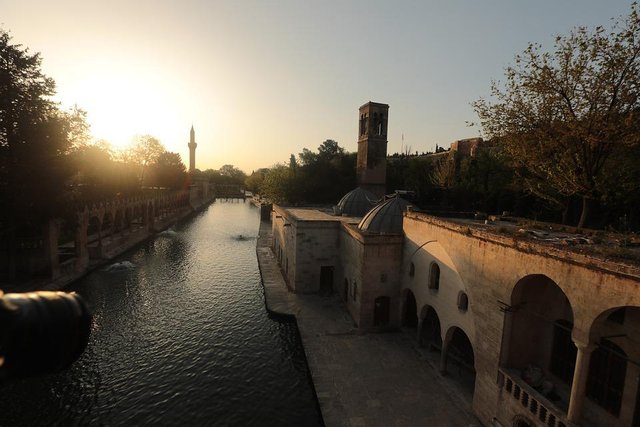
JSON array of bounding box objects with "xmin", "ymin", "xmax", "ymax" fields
[
  {"xmin": 420, "ymin": 306, "xmax": 442, "ymax": 351},
  {"xmin": 319, "ymin": 266, "xmax": 334, "ymax": 295},
  {"xmin": 445, "ymin": 327, "xmax": 476, "ymax": 393},
  {"xmin": 374, "ymin": 296, "xmax": 390, "ymax": 326},
  {"xmin": 402, "ymin": 290, "xmax": 418, "ymax": 328}
]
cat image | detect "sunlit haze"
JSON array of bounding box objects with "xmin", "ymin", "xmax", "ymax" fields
[{"xmin": 0, "ymin": 0, "xmax": 631, "ymax": 172}]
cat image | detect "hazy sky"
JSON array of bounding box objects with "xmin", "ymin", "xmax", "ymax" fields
[{"xmin": 0, "ymin": 1, "xmax": 632, "ymax": 172}]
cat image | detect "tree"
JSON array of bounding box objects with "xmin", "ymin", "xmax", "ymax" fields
[
  {"xmin": 218, "ymin": 164, "xmax": 247, "ymax": 186},
  {"xmin": 474, "ymin": 5, "xmax": 640, "ymax": 227},
  {"xmin": 245, "ymin": 168, "xmax": 269, "ymax": 194},
  {"xmin": 260, "ymin": 164, "xmax": 293, "ymax": 203},
  {"xmin": 317, "ymin": 139, "xmax": 344, "ymax": 160},
  {"xmin": 0, "ymin": 30, "xmax": 85, "ymax": 278},
  {"xmin": 0, "ymin": 30, "xmax": 78, "ymax": 221},
  {"xmin": 149, "ymin": 151, "xmax": 187, "ymax": 189},
  {"xmin": 128, "ymin": 134, "xmax": 165, "ymax": 185}
]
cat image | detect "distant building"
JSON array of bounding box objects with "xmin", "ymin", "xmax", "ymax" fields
[
  {"xmin": 450, "ymin": 137, "xmax": 484, "ymax": 159},
  {"xmin": 270, "ymin": 102, "xmax": 640, "ymax": 427}
]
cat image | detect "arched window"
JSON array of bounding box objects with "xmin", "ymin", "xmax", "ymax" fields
[
  {"xmin": 587, "ymin": 340, "xmax": 627, "ymax": 415},
  {"xmin": 352, "ymin": 281, "xmax": 357, "ymax": 302},
  {"xmin": 457, "ymin": 292, "xmax": 469, "ymax": 312},
  {"xmin": 429, "ymin": 263, "xmax": 440, "ymax": 290},
  {"xmin": 409, "ymin": 262, "xmax": 415, "ymax": 278}
]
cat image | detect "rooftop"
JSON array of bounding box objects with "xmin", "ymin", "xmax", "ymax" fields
[{"xmin": 409, "ymin": 211, "xmax": 640, "ymax": 279}]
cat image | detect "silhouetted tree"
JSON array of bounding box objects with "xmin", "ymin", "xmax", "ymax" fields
[
  {"xmin": 149, "ymin": 152, "xmax": 187, "ymax": 189},
  {"xmin": 128, "ymin": 134, "xmax": 165, "ymax": 185},
  {"xmin": 260, "ymin": 140, "xmax": 355, "ymax": 203},
  {"xmin": 0, "ymin": 30, "xmax": 85, "ymax": 278},
  {"xmin": 474, "ymin": 4, "xmax": 640, "ymax": 227}
]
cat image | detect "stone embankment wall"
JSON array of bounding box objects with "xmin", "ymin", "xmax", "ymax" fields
[{"xmin": 2, "ymin": 186, "xmax": 214, "ymax": 292}]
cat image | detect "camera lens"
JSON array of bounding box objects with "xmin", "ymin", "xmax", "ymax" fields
[{"xmin": 0, "ymin": 291, "xmax": 91, "ymax": 379}]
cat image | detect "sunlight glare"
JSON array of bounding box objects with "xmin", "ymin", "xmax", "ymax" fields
[{"xmin": 65, "ymin": 65, "xmax": 180, "ymax": 151}]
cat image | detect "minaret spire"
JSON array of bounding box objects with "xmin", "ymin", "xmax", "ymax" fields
[{"xmin": 188, "ymin": 125, "xmax": 197, "ymax": 173}]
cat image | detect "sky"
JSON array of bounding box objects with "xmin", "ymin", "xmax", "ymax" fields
[{"xmin": 0, "ymin": 0, "xmax": 633, "ymax": 173}]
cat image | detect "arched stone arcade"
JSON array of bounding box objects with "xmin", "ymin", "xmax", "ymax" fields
[
  {"xmin": 500, "ymin": 274, "xmax": 640, "ymax": 426},
  {"xmin": 401, "ymin": 288, "xmax": 418, "ymax": 329}
]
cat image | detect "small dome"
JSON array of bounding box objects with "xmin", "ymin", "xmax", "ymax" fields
[
  {"xmin": 358, "ymin": 196, "xmax": 410, "ymax": 234},
  {"xmin": 336, "ymin": 187, "xmax": 378, "ymax": 217}
]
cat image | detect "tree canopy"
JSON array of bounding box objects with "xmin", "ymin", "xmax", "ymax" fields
[
  {"xmin": 0, "ymin": 30, "xmax": 77, "ymax": 226},
  {"xmin": 474, "ymin": 4, "xmax": 640, "ymax": 227},
  {"xmin": 256, "ymin": 140, "xmax": 355, "ymax": 204}
]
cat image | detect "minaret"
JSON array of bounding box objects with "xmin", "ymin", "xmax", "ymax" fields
[
  {"xmin": 188, "ymin": 125, "xmax": 197, "ymax": 173},
  {"xmin": 357, "ymin": 101, "xmax": 389, "ymax": 198}
]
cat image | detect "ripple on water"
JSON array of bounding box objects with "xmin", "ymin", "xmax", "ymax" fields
[{"xmin": 0, "ymin": 202, "xmax": 322, "ymax": 427}]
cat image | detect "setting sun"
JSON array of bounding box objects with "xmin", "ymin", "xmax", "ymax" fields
[{"xmin": 55, "ymin": 60, "xmax": 185, "ymax": 151}]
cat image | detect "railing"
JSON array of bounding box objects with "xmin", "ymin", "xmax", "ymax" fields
[{"xmin": 499, "ymin": 368, "xmax": 574, "ymax": 427}]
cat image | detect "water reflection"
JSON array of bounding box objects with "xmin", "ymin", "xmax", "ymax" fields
[{"xmin": 0, "ymin": 202, "xmax": 322, "ymax": 426}]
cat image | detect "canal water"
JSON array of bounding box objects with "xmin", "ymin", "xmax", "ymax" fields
[{"xmin": 0, "ymin": 201, "xmax": 323, "ymax": 426}]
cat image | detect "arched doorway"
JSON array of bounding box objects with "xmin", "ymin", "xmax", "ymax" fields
[
  {"xmin": 402, "ymin": 289, "xmax": 418, "ymax": 328},
  {"xmin": 505, "ymin": 275, "xmax": 574, "ymax": 384},
  {"xmin": 374, "ymin": 296, "xmax": 390, "ymax": 326},
  {"xmin": 419, "ymin": 306, "xmax": 442, "ymax": 351},
  {"xmin": 443, "ymin": 327, "xmax": 476, "ymax": 393}
]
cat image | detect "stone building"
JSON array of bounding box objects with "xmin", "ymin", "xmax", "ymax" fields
[
  {"xmin": 270, "ymin": 101, "xmax": 640, "ymax": 426},
  {"xmin": 357, "ymin": 101, "xmax": 389, "ymax": 199}
]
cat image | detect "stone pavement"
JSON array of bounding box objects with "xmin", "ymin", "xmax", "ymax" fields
[{"xmin": 256, "ymin": 220, "xmax": 481, "ymax": 427}]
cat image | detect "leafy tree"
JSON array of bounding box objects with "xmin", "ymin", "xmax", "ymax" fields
[
  {"xmin": 260, "ymin": 164, "xmax": 293, "ymax": 203},
  {"xmin": 474, "ymin": 5, "xmax": 640, "ymax": 227},
  {"xmin": 262, "ymin": 140, "xmax": 355, "ymax": 204},
  {"xmin": 0, "ymin": 30, "xmax": 78, "ymax": 222},
  {"xmin": 245, "ymin": 168, "xmax": 269, "ymax": 194},
  {"xmin": 0, "ymin": 30, "xmax": 86, "ymax": 278},
  {"xmin": 149, "ymin": 151, "xmax": 187, "ymax": 189},
  {"xmin": 298, "ymin": 148, "xmax": 317, "ymax": 166},
  {"xmin": 128, "ymin": 134, "xmax": 165, "ymax": 185},
  {"xmin": 317, "ymin": 139, "xmax": 344, "ymax": 160}
]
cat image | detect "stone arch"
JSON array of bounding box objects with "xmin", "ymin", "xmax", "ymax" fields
[
  {"xmin": 401, "ymin": 288, "xmax": 418, "ymax": 328},
  {"xmin": 512, "ymin": 414, "xmax": 535, "ymax": 427},
  {"xmin": 442, "ymin": 326, "xmax": 476, "ymax": 393},
  {"xmin": 114, "ymin": 208, "xmax": 123, "ymax": 232},
  {"xmin": 124, "ymin": 206, "xmax": 132, "ymax": 229},
  {"xmin": 587, "ymin": 306, "xmax": 640, "ymax": 422},
  {"xmin": 419, "ymin": 305, "xmax": 442, "ymax": 351},
  {"xmin": 505, "ymin": 274, "xmax": 574, "ymax": 382},
  {"xmin": 102, "ymin": 211, "xmax": 114, "ymax": 236}
]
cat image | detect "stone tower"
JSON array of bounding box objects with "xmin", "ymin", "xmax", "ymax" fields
[
  {"xmin": 357, "ymin": 101, "xmax": 389, "ymax": 198},
  {"xmin": 188, "ymin": 125, "xmax": 197, "ymax": 173}
]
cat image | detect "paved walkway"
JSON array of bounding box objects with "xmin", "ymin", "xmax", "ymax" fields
[{"xmin": 256, "ymin": 220, "xmax": 481, "ymax": 427}]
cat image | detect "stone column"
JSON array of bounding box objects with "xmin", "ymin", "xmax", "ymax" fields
[
  {"xmin": 499, "ymin": 310, "xmax": 514, "ymax": 367},
  {"xmin": 440, "ymin": 333, "xmax": 453, "ymax": 375},
  {"xmin": 567, "ymin": 343, "xmax": 596, "ymax": 423}
]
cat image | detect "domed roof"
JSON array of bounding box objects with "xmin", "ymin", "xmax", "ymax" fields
[
  {"xmin": 357, "ymin": 196, "xmax": 410, "ymax": 234},
  {"xmin": 336, "ymin": 187, "xmax": 378, "ymax": 217}
]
